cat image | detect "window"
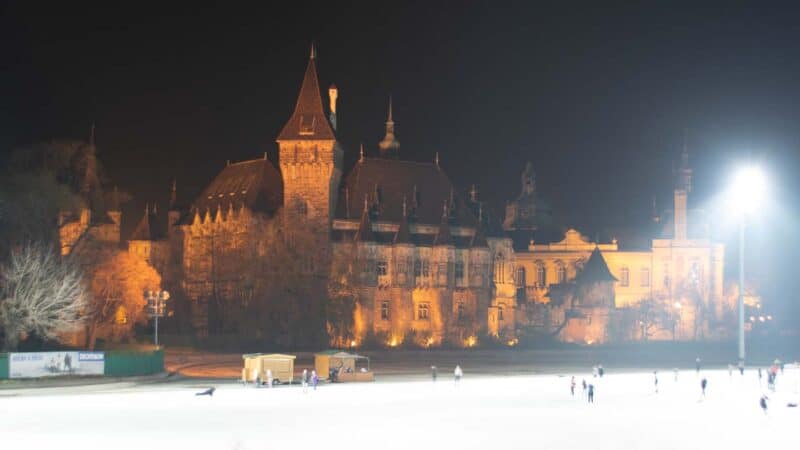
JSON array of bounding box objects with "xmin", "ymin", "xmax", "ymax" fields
[
  {"xmin": 456, "ymin": 303, "xmax": 465, "ymax": 321},
  {"xmin": 455, "ymin": 261, "xmax": 464, "ymax": 281},
  {"xmin": 494, "ymin": 253, "xmax": 505, "ymax": 283},
  {"xmin": 380, "ymin": 301, "xmax": 389, "ymax": 320},
  {"xmin": 497, "ymin": 306, "xmax": 504, "ymax": 321},
  {"xmin": 414, "ymin": 259, "xmax": 421, "ymax": 277},
  {"xmin": 418, "ymin": 303, "xmax": 430, "ymax": 320},
  {"xmin": 397, "ymin": 260, "xmax": 408, "ymax": 275},
  {"xmin": 422, "ymin": 259, "xmax": 430, "ymax": 277},
  {"xmin": 376, "ymin": 260, "xmax": 388, "ymax": 276},
  {"xmin": 536, "ymin": 265, "xmax": 546, "ymax": 287},
  {"xmin": 641, "ymin": 267, "xmax": 650, "ymax": 287},
  {"xmin": 557, "ymin": 264, "xmax": 566, "ymax": 284},
  {"xmin": 620, "ymin": 267, "xmax": 630, "ymax": 287},
  {"xmin": 516, "ymin": 267, "xmax": 526, "ymax": 287}
]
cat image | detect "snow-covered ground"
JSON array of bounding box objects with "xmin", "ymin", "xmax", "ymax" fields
[{"xmin": 2, "ymin": 368, "xmax": 798, "ymax": 450}]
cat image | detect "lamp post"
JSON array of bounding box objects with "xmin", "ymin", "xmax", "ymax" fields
[
  {"xmin": 729, "ymin": 166, "xmax": 766, "ymax": 366},
  {"xmin": 145, "ymin": 289, "xmax": 170, "ymax": 347}
]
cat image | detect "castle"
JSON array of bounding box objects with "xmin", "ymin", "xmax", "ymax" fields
[{"xmin": 116, "ymin": 47, "xmax": 731, "ymax": 346}]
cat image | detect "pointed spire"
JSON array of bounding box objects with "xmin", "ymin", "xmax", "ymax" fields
[
  {"xmin": 469, "ymin": 184, "xmax": 478, "ymax": 202},
  {"xmin": 394, "ymin": 195, "xmax": 412, "ymax": 245},
  {"xmin": 434, "ymin": 201, "xmax": 453, "ymax": 246},
  {"xmin": 359, "ymin": 143, "xmax": 365, "ymax": 162},
  {"xmin": 470, "ymin": 213, "xmax": 489, "ymax": 249},
  {"xmin": 310, "ymin": 41, "xmax": 316, "ymax": 60},
  {"xmin": 355, "ymin": 195, "xmax": 375, "ymax": 242},
  {"xmin": 89, "ymin": 122, "xmax": 96, "ymax": 147},
  {"xmin": 434, "ymin": 151, "xmax": 440, "ymax": 167},
  {"xmin": 378, "ymin": 96, "xmax": 400, "ymax": 157},
  {"xmin": 153, "ymin": 203, "xmax": 158, "ymax": 215},
  {"xmin": 575, "ymin": 247, "xmax": 618, "ymax": 285},
  {"xmin": 145, "ymin": 202, "xmax": 150, "ymax": 216},
  {"xmin": 169, "ymin": 178, "xmax": 178, "ymax": 210},
  {"xmin": 277, "ymin": 46, "xmax": 335, "ymax": 141}
]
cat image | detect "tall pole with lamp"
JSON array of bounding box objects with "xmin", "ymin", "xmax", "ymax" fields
[{"xmin": 145, "ymin": 289, "xmax": 170, "ymax": 347}]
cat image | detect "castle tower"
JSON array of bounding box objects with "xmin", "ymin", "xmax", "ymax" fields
[
  {"xmin": 377, "ymin": 97, "xmax": 400, "ymax": 158},
  {"xmin": 277, "ymin": 45, "xmax": 343, "ymax": 227},
  {"xmin": 168, "ymin": 178, "xmax": 180, "ymax": 238},
  {"xmin": 674, "ymin": 137, "xmax": 692, "ymax": 241}
]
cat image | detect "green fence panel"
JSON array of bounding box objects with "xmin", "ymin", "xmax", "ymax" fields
[
  {"xmin": 104, "ymin": 349, "xmax": 164, "ymax": 377},
  {"xmin": 0, "ymin": 353, "xmax": 8, "ymax": 379}
]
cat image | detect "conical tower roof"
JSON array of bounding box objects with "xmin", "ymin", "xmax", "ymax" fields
[
  {"xmin": 574, "ymin": 247, "xmax": 617, "ymax": 285},
  {"xmin": 277, "ymin": 45, "xmax": 335, "ymax": 141}
]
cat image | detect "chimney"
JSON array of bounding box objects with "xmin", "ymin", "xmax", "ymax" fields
[{"xmin": 328, "ymin": 84, "xmax": 338, "ymax": 131}]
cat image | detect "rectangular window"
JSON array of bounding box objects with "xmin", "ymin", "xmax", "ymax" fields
[
  {"xmin": 620, "ymin": 268, "xmax": 629, "ymax": 287},
  {"xmin": 455, "ymin": 261, "xmax": 464, "ymax": 281},
  {"xmin": 418, "ymin": 303, "xmax": 430, "ymax": 320},
  {"xmin": 414, "ymin": 259, "xmax": 421, "ymax": 277},
  {"xmin": 497, "ymin": 306, "xmax": 504, "ymax": 321},
  {"xmin": 380, "ymin": 301, "xmax": 389, "ymax": 320},
  {"xmin": 456, "ymin": 303, "xmax": 465, "ymax": 321},
  {"xmin": 397, "ymin": 261, "xmax": 407, "ymax": 275},
  {"xmin": 641, "ymin": 267, "xmax": 650, "ymax": 287},
  {"xmin": 422, "ymin": 259, "xmax": 430, "ymax": 277},
  {"xmin": 376, "ymin": 260, "xmax": 387, "ymax": 276}
]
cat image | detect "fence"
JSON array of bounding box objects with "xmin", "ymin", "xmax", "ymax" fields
[{"xmin": 0, "ymin": 349, "xmax": 163, "ymax": 379}]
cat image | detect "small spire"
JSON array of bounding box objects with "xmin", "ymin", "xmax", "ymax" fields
[
  {"xmin": 478, "ymin": 203, "xmax": 483, "ymax": 223},
  {"xmin": 435, "ymin": 151, "xmax": 439, "ymax": 167},
  {"xmin": 359, "ymin": 143, "xmax": 364, "ymax": 162},
  {"xmin": 469, "ymin": 184, "xmax": 478, "ymax": 202},
  {"xmin": 89, "ymin": 122, "xmax": 96, "ymax": 147},
  {"xmin": 378, "ymin": 97, "xmax": 400, "ymax": 157},
  {"xmin": 402, "ymin": 195, "xmax": 407, "ymax": 217},
  {"xmin": 388, "ymin": 95, "xmax": 393, "ymax": 123},
  {"xmin": 345, "ymin": 187, "xmax": 350, "ymax": 218},
  {"xmin": 145, "ymin": 203, "xmax": 150, "ymax": 215},
  {"xmin": 153, "ymin": 203, "xmax": 158, "ymax": 215},
  {"xmin": 363, "ymin": 194, "xmax": 369, "ymax": 213},
  {"xmin": 442, "ymin": 201, "xmax": 448, "ymax": 219},
  {"xmin": 310, "ymin": 41, "xmax": 316, "ymax": 60}
]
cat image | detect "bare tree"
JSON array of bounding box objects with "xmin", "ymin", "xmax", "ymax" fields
[{"xmin": 0, "ymin": 244, "xmax": 86, "ymax": 351}]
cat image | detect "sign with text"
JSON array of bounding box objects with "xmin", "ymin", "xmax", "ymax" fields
[{"xmin": 9, "ymin": 351, "xmax": 105, "ymax": 378}]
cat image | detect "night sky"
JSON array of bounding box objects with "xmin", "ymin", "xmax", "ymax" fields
[{"xmin": 3, "ymin": 2, "xmax": 800, "ymax": 318}]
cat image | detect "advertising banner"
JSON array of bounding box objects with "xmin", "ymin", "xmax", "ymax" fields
[{"xmin": 9, "ymin": 351, "xmax": 105, "ymax": 378}]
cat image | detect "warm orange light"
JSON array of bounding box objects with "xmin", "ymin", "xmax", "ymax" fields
[
  {"xmin": 507, "ymin": 338, "xmax": 519, "ymax": 347},
  {"xmin": 350, "ymin": 340, "xmax": 357, "ymax": 348},
  {"xmin": 585, "ymin": 339, "xmax": 594, "ymax": 345},
  {"xmin": 464, "ymin": 336, "xmax": 478, "ymax": 348}
]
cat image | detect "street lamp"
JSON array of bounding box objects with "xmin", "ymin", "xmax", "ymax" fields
[
  {"xmin": 729, "ymin": 166, "xmax": 766, "ymax": 366},
  {"xmin": 144, "ymin": 289, "xmax": 170, "ymax": 347}
]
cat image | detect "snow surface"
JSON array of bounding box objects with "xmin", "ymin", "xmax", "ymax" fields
[{"xmin": 2, "ymin": 368, "xmax": 798, "ymax": 450}]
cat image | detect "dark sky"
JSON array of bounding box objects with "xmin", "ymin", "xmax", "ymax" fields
[{"xmin": 3, "ymin": 2, "xmax": 800, "ymax": 317}]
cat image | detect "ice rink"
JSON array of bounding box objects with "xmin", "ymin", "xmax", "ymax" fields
[{"xmin": 2, "ymin": 368, "xmax": 798, "ymax": 449}]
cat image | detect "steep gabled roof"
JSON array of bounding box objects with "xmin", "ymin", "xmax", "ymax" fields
[
  {"xmin": 276, "ymin": 52, "xmax": 335, "ymax": 141},
  {"xmin": 179, "ymin": 158, "xmax": 282, "ymax": 224},
  {"xmin": 574, "ymin": 247, "xmax": 618, "ymax": 285},
  {"xmin": 336, "ymin": 158, "xmax": 477, "ymax": 226},
  {"xmin": 130, "ymin": 205, "xmax": 166, "ymax": 241}
]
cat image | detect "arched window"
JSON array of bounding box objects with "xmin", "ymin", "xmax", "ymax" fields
[
  {"xmin": 620, "ymin": 267, "xmax": 630, "ymax": 287},
  {"xmin": 557, "ymin": 263, "xmax": 567, "ymax": 284},
  {"xmin": 497, "ymin": 306, "xmax": 504, "ymax": 321},
  {"xmin": 516, "ymin": 267, "xmax": 526, "ymax": 288},
  {"xmin": 536, "ymin": 264, "xmax": 546, "ymax": 287},
  {"xmin": 418, "ymin": 303, "xmax": 430, "ymax": 320},
  {"xmin": 494, "ymin": 253, "xmax": 505, "ymax": 283}
]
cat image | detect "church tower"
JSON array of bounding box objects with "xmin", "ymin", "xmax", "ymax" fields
[
  {"xmin": 277, "ymin": 45, "xmax": 343, "ymax": 227},
  {"xmin": 673, "ymin": 138, "xmax": 692, "ymax": 241}
]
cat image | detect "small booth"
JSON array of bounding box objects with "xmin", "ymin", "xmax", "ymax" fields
[
  {"xmin": 242, "ymin": 353, "xmax": 296, "ymax": 385},
  {"xmin": 314, "ymin": 351, "xmax": 373, "ymax": 382}
]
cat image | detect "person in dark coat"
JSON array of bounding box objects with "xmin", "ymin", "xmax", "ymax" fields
[
  {"xmin": 582, "ymin": 378, "xmax": 587, "ymax": 397},
  {"xmin": 587, "ymin": 384, "xmax": 595, "ymax": 403},
  {"xmin": 570, "ymin": 376, "xmax": 576, "ymax": 396},
  {"xmin": 598, "ymin": 365, "xmax": 605, "ymax": 377},
  {"xmin": 654, "ymin": 371, "xmax": 659, "ymax": 394},
  {"xmin": 700, "ymin": 377, "xmax": 707, "ymax": 397},
  {"xmin": 760, "ymin": 395, "xmax": 768, "ymax": 414}
]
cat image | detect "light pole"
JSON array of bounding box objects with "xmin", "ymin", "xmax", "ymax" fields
[
  {"xmin": 145, "ymin": 289, "xmax": 170, "ymax": 347},
  {"xmin": 729, "ymin": 166, "xmax": 766, "ymax": 366}
]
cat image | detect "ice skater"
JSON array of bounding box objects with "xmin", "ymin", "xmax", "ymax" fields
[
  {"xmin": 582, "ymin": 378, "xmax": 587, "ymax": 398},
  {"xmin": 312, "ymin": 370, "xmax": 319, "ymax": 390},
  {"xmin": 196, "ymin": 387, "xmax": 216, "ymax": 397},
  {"xmin": 302, "ymin": 369, "xmax": 309, "ymax": 393},
  {"xmin": 728, "ymin": 364, "xmax": 733, "ymax": 378},
  {"xmin": 695, "ymin": 357, "xmax": 701, "ymax": 374},
  {"xmin": 570, "ymin": 376, "xmax": 576, "ymax": 396},
  {"xmin": 654, "ymin": 371, "xmax": 659, "ymax": 393},
  {"xmin": 587, "ymin": 384, "xmax": 595, "ymax": 403},
  {"xmin": 738, "ymin": 360, "xmax": 744, "ymax": 375},
  {"xmin": 760, "ymin": 395, "xmax": 768, "ymax": 414},
  {"xmin": 700, "ymin": 377, "xmax": 707, "ymax": 398},
  {"xmin": 592, "ymin": 365, "xmax": 598, "ymax": 378},
  {"xmin": 454, "ymin": 365, "xmax": 463, "ymax": 385},
  {"xmin": 758, "ymin": 368, "xmax": 762, "ymax": 386},
  {"xmin": 598, "ymin": 365, "xmax": 605, "ymax": 378},
  {"xmin": 431, "ymin": 366, "xmax": 438, "ymax": 382}
]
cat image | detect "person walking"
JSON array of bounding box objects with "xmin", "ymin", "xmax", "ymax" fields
[
  {"xmin": 312, "ymin": 370, "xmax": 319, "ymax": 390},
  {"xmin": 728, "ymin": 364, "xmax": 733, "ymax": 378},
  {"xmin": 654, "ymin": 371, "xmax": 659, "ymax": 394},
  {"xmin": 598, "ymin": 365, "xmax": 604, "ymax": 378},
  {"xmin": 431, "ymin": 366, "xmax": 438, "ymax": 383},
  {"xmin": 760, "ymin": 395, "xmax": 768, "ymax": 414},
  {"xmin": 302, "ymin": 369, "xmax": 309, "ymax": 393},
  {"xmin": 582, "ymin": 378, "xmax": 587, "ymax": 398},
  {"xmin": 700, "ymin": 377, "xmax": 708, "ymax": 398},
  {"xmin": 738, "ymin": 360, "xmax": 744, "ymax": 376},
  {"xmin": 587, "ymin": 384, "xmax": 595, "ymax": 403},
  {"xmin": 570, "ymin": 376, "xmax": 576, "ymax": 396},
  {"xmin": 592, "ymin": 365, "xmax": 598, "ymax": 378},
  {"xmin": 758, "ymin": 368, "xmax": 762, "ymax": 386},
  {"xmin": 454, "ymin": 365, "xmax": 463, "ymax": 385}
]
